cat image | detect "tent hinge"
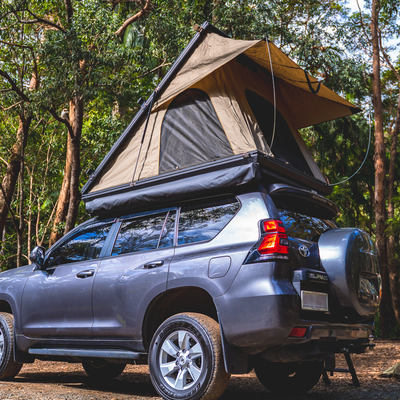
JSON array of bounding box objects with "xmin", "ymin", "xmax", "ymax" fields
[{"xmin": 241, "ymin": 152, "xmax": 251, "ymax": 159}]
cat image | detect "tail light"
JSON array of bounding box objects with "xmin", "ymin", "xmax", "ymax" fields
[
  {"xmin": 289, "ymin": 327, "xmax": 307, "ymax": 338},
  {"xmin": 245, "ymin": 219, "xmax": 290, "ymax": 263}
]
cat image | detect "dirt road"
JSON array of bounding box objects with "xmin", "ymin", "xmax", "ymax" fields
[{"xmin": 0, "ymin": 340, "xmax": 399, "ymax": 400}]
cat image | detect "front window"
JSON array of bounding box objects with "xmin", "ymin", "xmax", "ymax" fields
[{"xmin": 46, "ymin": 222, "xmax": 112, "ymax": 267}]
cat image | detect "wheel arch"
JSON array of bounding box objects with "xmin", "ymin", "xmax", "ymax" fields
[
  {"xmin": 0, "ymin": 300, "xmax": 13, "ymax": 315},
  {"xmin": 142, "ymin": 287, "xmax": 218, "ymax": 350}
]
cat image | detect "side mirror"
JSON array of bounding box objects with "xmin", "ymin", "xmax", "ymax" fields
[{"xmin": 29, "ymin": 246, "xmax": 46, "ymax": 269}]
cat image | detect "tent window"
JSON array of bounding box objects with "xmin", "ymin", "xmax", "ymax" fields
[
  {"xmin": 159, "ymin": 89, "xmax": 233, "ymax": 174},
  {"xmin": 245, "ymin": 90, "xmax": 313, "ymax": 176}
]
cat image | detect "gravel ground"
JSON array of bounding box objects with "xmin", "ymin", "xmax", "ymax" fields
[{"xmin": 0, "ymin": 339, "xmax": 399, "ymax": 400}]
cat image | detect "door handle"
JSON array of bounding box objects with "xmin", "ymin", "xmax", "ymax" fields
[
  {"xmin": 143, "ymin": 260, "xmax": 164, "ymax": 269},
  {"xmin": 76, "ymin": 269, "xmax": 95, "ymax": 278}
]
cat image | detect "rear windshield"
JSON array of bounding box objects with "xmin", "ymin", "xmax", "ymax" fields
[{"xmin": 276, "ymin": 207, "xmax": 337, "ymax": 242}]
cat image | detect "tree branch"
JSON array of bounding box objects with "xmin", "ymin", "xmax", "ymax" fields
[
  {"xmin": 1, "ymin": 101, "xmax": 23, "ymax": 111},
  {"xmin": 64, "ymin": 0, "xmax": 73, "ymax": 25},
  {"xmin": 13, "ymin": 10, "xmax": 65, "ymax": 33},
  {"xmin": 0, "ymin": 157, "xmax": 8, "ymax": 167},
  {"xmin": 0, "ymin": 69, "xmax": 30, "ymax": 103},
  {"xmin": 48, "ymin": 108, "xmax": 75, "ymax": 140},
  {"xmin": 356, "ymin": 0, "xmax": 371, "ymax": 43},
  {"xmin": 133, "ymin": 60, "xmax": 171, "ymax": 80},
  {"xmin": 114, "ymin": 0, "xmax": 151, "ymax": 37},
  {"xmin": 0, "ymin": 40, "xmax": 33, "ymax": 50},
  {"xmin": 378, "ymin": 30, "xmax": 400, "ymax": 82}
]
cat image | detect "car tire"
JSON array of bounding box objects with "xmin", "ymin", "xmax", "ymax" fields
[
  {"xmin": 0, "ymin": 312, "xmax": 23, "ymax": 380},
  {"xmin": 149, "ymin": 313, "xmax": 230, "ymax": 400},
  {"xmin": 82, "ymin": 360, "xmax": 126, "ymax": 380},
  {"xmin": 254, "ymin": 359, "xmax": 323, "ymax": 395}
]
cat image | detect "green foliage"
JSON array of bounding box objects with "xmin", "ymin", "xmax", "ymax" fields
[{"xmin": 0, "ymin": 0, "xmax": 399, "ymax": 283}]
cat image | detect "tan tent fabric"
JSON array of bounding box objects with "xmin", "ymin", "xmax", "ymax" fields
[
  {"xmin": 156, "ymin": 33, "xmax": 357, "ymax": 128},
  {"xmin": 154, "ymin": 33, "xmax": 260, "ymax": 109},
  {"xmin": 92, "ymin": 107, "xmax": 167, "ymax": 192},
  {"xmin": 89, "ymin": 31, "xmax": 357, "ymax": 194}
]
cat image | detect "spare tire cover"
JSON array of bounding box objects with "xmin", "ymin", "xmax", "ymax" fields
[{"xmin": 319, "ymin": 228, "xmax": 380, "ymax": 320}]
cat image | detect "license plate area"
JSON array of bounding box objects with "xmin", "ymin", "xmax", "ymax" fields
[{"xmin": 301, "ymin": 290, "xmax": 328, "ymax": 312}]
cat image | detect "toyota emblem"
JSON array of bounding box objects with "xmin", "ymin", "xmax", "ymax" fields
[{"xmin": 298, "ymin": 244, "xmax": 310, "ymax": 258}]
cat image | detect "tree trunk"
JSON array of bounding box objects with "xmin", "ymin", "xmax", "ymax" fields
[
  {"xmin": 48, "ymin": 131, "xmax": 73, "ymax": 247},
  {"xmin": 16, "ymin": 140, "xmax": 25, "ymax": 268},
  {"xmin": 64, "ymin": 96, "xmax": 83, "ymax": 234},
  {"xmin": 0, "ymin": 113, "xmax": 31, "ymax": 242},
  {"xmin": 371, "ymin": 0, "xmax": 390, "ymax": 337},
  {"xmin": 386, "ymin": 90, "xmax": 400, "ymax": 325}
]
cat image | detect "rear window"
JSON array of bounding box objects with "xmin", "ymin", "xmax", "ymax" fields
[
  {"xmin": 178, "ymin": 197, "xmax": 240, "ymax": 245},
  {"xmin": 276, "ymin": 207, "xmax": 337, "ymax": 242}
]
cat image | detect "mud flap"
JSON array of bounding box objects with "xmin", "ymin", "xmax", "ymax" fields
[
  {"xmin": 14, "ymin": 335, "xmax": 35, "ymax": 363},
  {"xmin": 218, "ymin": 313, "xmax": 250, "ymax": 374}
]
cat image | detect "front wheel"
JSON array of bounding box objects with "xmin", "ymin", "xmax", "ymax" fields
[
  {"xmin": 82, "ymin": 360, "xmax": 126, "ymax": 381},
  {"xmin": 149, "ymin": 313, "xmax": 230, "ymax": 400},
  {"xmin": 254, "ymin": 359, "xmax": 323, "ymax": 395},
  {"xmin": 0, "ymin": 312, "xmax": 23, "ymax": 380}
]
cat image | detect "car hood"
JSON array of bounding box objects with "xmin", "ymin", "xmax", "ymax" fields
[{"xmin": 0, "ymin": 265, "xmax": 36, "ymax": 279}]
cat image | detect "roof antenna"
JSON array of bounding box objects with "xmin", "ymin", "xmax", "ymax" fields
[
  {"xmin": 265, "ymin": 37, "xmax": 276, "ymax": 155},
  {"xmin": 130, "ymin": 90, "xmax": 158, "ymax": 186}
]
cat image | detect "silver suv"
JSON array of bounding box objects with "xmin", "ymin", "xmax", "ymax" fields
[{"xmin": 0, "ymin": 182, "xmax": 380, "ymax": 399}]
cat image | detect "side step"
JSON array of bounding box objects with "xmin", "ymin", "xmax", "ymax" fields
[{"xmin": 28, "ymin": 348, "xmax": 147, "ymax": 362}]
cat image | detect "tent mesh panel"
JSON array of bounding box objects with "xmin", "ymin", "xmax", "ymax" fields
[{"xmin": 159, "ymin": 89, "xmax": 234, "ymax": 174}]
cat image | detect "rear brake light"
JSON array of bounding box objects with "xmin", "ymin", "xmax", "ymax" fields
[
  {"xmin": 258, "ymin": 233, "xmax": 289, "ymax": 255},
  {"xmin": 244, "ymin": 219, "xmax": 290, "ymax": 263},
  {"xmin": 289, "ymin": 327, "xmax": 307, "ymax": 337},
  {"xmin": 262, "ymin": 219, "xmax": 286, "ymax": 233}
]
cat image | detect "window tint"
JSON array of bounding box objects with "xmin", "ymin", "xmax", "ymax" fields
[
  {"xmin": 112, "ymin": 211, "xmax": 175, "ymax": 256},
  {"xmin": 277, "ymin": 208, "xmax": 336, "ymax": 242},
  {"xmin": 47, "ymin": 223, "xmax": 112, "ymax": 266},
  {"xmin": 178, "ymin": 198, "xmax": 239, "ymax": 245}
]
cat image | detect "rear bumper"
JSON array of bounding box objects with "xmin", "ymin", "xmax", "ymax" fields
[
  {"xmin": 260, "ymin": 323, "xmax": 373, "ymax": 363},
  {"xmin": 214, "ymin": 262, "xmax": 374, "ymax": 355}
]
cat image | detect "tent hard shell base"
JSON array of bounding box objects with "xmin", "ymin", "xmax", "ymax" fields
[{"xmin": 82, "ymin": 151, "xmax": 331, "ymax": 216}]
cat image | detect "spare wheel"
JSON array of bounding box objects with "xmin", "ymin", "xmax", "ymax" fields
[{"xmin": 319, "ymin": 228, "xmax": 381, "ymax": 321}]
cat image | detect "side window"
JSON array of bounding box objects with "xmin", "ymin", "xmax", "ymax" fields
[
  {"xmin": 178, "ymin": 198, "xmax": 240, "ymax": 245},
  {"xmin": 112, "ymin": 211, "xmax": 175, "ymax": 256},
  {"xmin": 46, "ymin": 222, "xmax": 112, "ymax": 267}
]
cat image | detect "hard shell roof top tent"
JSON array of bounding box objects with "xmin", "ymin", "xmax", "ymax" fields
[{"xmin": 82, "ymin": 22, "xmax": 359, "ymax": 216}]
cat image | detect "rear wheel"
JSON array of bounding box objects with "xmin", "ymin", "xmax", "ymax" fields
[
  {"xmin": 0, "ymin": 312, "xmax": 23, "ymax": 380},
  {"xmin": 149, "ymin": 313, "xmax": 230, "ymax": 400},
  {"xmin": 254, "ymin": 359, "xmax": 323, "ymax": 395},
  {"xmin": 82, "ymin": 360, "xmax": 126, "ymax": 380}
]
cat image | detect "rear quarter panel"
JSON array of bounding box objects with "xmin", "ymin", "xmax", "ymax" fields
[{"xmin": 167, "ymin": 192, "xmax": 270, "ymax": 296}]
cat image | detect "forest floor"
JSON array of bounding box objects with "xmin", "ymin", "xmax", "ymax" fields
[{"xmin": 0, "ymin": 339, "xmax": 399, "ymax": 399}]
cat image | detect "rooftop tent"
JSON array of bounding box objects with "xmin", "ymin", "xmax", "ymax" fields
[{"xmin": 82, "ymin": 22, "xmax": 359, "ymax": 215}]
